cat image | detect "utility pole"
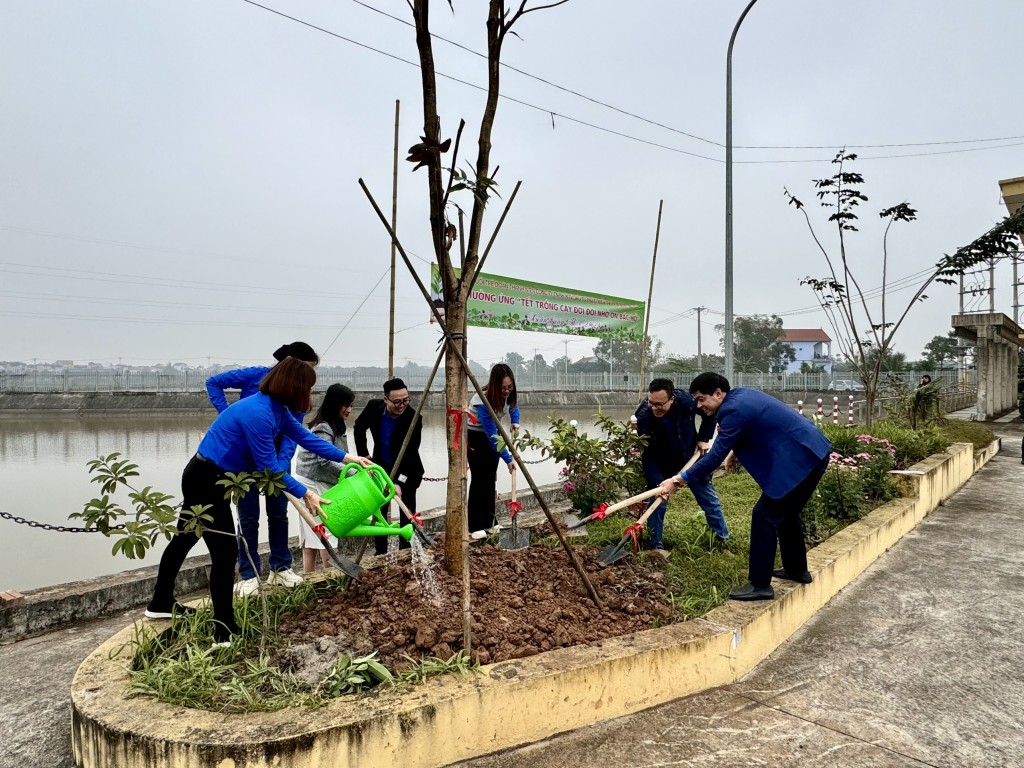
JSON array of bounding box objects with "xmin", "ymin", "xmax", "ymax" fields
[
  {"xmin": 695, "ymin": 306, "xmax": 704, "ymax": 370},
  {"xmin": 532, "ymin": 347, "xmax": 538, "ymax": 390},
  {"xmin": 563, "ymin": 339, "xmax": 569, "ymax": 376}
]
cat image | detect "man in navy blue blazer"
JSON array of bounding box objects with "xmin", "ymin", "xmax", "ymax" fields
[{"xmin": 659, "ymin": 373, "xmax": 831, "ymax": 601}]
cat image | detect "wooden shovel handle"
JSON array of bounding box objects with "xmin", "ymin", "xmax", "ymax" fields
[
  {"xmin": 634, "ymin": 496, "xmax": 666, "ymax": 527},
  {"xmin": 602, "ymin": 448, "xmax": 702, "ymax": 516},
  {"xmin": 511, "ymin": 467, "xmax": 517, "ymax": 503},
  {"xmin": 284, "ymin": 492, "xmax": 324, "ymax": 533}
]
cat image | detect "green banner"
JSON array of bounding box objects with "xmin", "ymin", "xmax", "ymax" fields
[{"xmin": 430, "ymin": 265, "xmax": 645, "ymax": 340}]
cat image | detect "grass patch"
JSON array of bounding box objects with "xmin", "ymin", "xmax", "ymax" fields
[
  {"xmin": 936, "ymin": 419, "xmax": 996, "ymax": 451},
  {"xmin": 126, "ymin": 575, "xmax": 477, "ymax": 713}
]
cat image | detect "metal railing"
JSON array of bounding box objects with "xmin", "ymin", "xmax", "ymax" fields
[{"xmin": 0, "ymin": 367, "xmax": 975, "ymax": 395}]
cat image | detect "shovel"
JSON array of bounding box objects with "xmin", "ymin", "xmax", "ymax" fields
[
  {"xmin": 393, "ymin": 494, "xmax": 438, "ymax": 547},
  {"xmin": 285, "ymin": 492, "xmax": 362, "ymax": 580},
  {"xmin": 597, "ymin": 496, "xmax": 665, "ymax": 567},
  {"xmin": 565, "ymin": 486, "xmax": 665, "ymax": 532},
  {"xmin": 498, "ymin": 471, "xmax": 530, "ymax": 550},
  {"xmin": 596, "ymin": 449, "xmax": 703, "ymax": 567}
]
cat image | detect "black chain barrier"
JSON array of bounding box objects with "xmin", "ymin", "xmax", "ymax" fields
[{"xmin": 0, "ymin": 509, "xmax": 125, "ymax": 533}]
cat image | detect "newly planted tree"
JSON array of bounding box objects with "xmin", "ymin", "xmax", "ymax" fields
[{"xmin": 788, "ymin": 151, "xmax": 1024, "ymax": 426}]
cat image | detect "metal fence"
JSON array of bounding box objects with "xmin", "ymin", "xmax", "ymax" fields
[{"xmin": 0, "ymin": 367, "xmax": 973, "ymax": 394}]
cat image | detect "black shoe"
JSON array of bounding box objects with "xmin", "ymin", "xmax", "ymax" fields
[
  {"xmin": 772, "ymin": 568, "xmax": 813, "ymax": 584},
  {"xmin": 728, "ymin": 582, "xmax": 775, "ymax": 601},
  {"xmin": 144, "ymin": 601, "xmax": 198, "ymax": 620},
  {"xmin": 213, "ymin": 620, "xmax": 240, "ymax": 644}
]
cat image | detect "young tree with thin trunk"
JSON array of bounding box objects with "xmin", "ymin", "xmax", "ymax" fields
[
  {"xmin": 787, "ymin": 150, "xmax": 1024, "ymax": 426},
  {"xmin": 408, "ymin": 0, "xmax": 569, "ymax": 574}
]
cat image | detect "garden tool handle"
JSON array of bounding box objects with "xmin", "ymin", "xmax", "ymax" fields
[
  {"xmin": 634, "ymin": 496, "xmax": 666, "ymax": 527},
  {"xmin": 284, "ymin": 492, "xmax": 324, "ymax": 533},
  {"xmin": 511, "ymin": 468, "xmax": 517, "ymax": 503},
  {"xmin": 602, "ymin": 487, "xmax": 664, "ymax": 516}
]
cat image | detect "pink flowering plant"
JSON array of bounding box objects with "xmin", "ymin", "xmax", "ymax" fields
[{"xmin": 516, "ymin": 413, "xmax": 648, "ymax": 513}]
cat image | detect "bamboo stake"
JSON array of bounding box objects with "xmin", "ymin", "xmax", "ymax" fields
[
  {"xmin": 388, "ymin": 99, "xmax": 401, "ymax": 378},
  {"xmin": 358, "ymin": 178, "xmax": 604, "ymax": 609},
  {"xmin": 638, "ymin": 200, "xmax": 663, "ymax": 401}
]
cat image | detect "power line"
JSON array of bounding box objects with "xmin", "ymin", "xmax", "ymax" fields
[{"xmin": 337, "ymin": 0, "xmax": 1024, "ymax": 156}]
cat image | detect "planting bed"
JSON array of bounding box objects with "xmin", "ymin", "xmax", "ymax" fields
[{"xmin": 277, "ymin": 541, "xmax": 678, "ymax": 674}]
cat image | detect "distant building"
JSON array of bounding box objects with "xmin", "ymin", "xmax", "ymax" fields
[{"xmin": 779, "ymin": 329, "xmax": 832, "ymax": 375}]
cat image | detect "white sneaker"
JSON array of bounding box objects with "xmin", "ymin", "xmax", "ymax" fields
[
  {"xmin": 233, "ymin": 576, "xmax": 261, "ymax": 597},
  {"xmin": 488, "ymin": 524, "xmax": 502, "ymax": 535},
  {"xmin": 470, "ymin": 530, "xmax": 487, "ymax": 540},
  {"xmin": 267, "ymin": 569, "xmax": 303, "ymax": 588}
]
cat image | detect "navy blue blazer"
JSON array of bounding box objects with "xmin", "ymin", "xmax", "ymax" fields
[{"xmin": 683, "ymin": 388, "xmax": 831, "ymax": 499}]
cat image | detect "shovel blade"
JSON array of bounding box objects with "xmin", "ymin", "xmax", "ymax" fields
[
  {"xmin": 563, "ymin": 514, "xmax": 588, "ymax": 537},
  {"xmin": 498, "ymin": 521, "xmax": 530, "ymax": 550},
  {"xmin": 597, "ymin": 536, "xmax": 631, "ymax": 567},
  {"xmin": 412, "ymin": 524, "xmax": 438, "ymax": 547},
  {"xmin": 326, "ymin": 548, "xmax": 363, "ymax": 579}
]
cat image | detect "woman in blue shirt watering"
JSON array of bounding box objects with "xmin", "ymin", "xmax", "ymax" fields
[
  {"xmin": 205, "ymin": 341, "xmax": 318, "ymax": 594},
  {"xmin": 467, "ymin": 363, "xmax": 520, "ymax": 537},
  {"xmin": 147, "ymin": 357, "xmax": 372, "ymax": 646}
]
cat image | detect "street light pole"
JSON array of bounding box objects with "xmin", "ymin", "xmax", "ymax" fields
[{"xmin": 725, "ymin": 0, "xmax": 761, "ymax": 384}]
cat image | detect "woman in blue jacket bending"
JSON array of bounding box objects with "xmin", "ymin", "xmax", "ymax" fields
[
  {"xmin": 147, "ymin": 357, "xmax": 372, "ymax": 645},
  {"xmin": 205, "ymin": 341, "xmax": 318, "ymax": 594},
  {"xmin": 467, "ymin": 363, "xmax": 520, "ymax": 537}
]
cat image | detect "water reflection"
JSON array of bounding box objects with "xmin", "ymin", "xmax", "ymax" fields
[{"xmin": 0, "ymin": 407, "xmax": 632, "ymax": 591}]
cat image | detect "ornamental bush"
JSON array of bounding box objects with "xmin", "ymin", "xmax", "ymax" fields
[{"xmin": 517, "ymin": 412, "xmax": 647, "ymax": 513}]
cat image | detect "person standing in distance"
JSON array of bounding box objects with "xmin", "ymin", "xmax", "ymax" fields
[
  {"xmin": 353, "ymin": 378, "xmax": 424, "ymax": 555},
  {"xmin": 659, "ymin": 373, "xmax": 830, "ymax": 601},
  {"xmin": 205, "ymin": 341, "xmax": 319, "ymax": 594},
  {"xmin": 634, "ymin": 377, "xmax": 729, "ymax": 557},
  {"xmin": 467, "ymin": 363, "xmax": 520, "ymax": 537}
]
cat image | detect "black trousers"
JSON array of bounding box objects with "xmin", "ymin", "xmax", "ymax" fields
[
  {"xmin": 374, "ymin": 480, "xmax": 417, "ymax": 555},
  {"xmin": 467, "ymin": 429, "xmax": 500, "ymax": 533},
  {"xmin": 747, "ymin": 455, "xmax": 830, "ymax": 589},
  {"xmin": 150, "ymin": 455, "xmax": 239, "ymax": 639}
]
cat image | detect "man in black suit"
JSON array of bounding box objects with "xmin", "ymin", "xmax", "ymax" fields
[{"xmin": 353, "ymin": 378, "xmax": 424, "ymax": 553}]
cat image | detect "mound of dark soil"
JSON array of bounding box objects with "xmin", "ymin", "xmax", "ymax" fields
[{"xmin": 277, "ymin": 543, "xmax": 678, "ymax": 672}]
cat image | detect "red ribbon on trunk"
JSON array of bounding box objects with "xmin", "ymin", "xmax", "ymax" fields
[{"xmin": 446, "ymin": 408, "xmax": 479, "ymax": 451}]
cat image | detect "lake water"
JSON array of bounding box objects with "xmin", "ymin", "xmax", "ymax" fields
[{"xmin": 0, "ymin": 407, "xmax": 632, "ymax": 591}]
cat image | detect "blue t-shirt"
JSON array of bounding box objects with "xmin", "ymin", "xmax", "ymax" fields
[{"xmin": 197, "ymin": 392, "xmax": 347, "ymax": 497}]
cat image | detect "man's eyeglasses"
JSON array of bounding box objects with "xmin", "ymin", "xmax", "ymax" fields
[
  {"xmin": 648, "ymin": 397, "xmax": 673, "ymax": 410},
  {"xmin": 387, "ymin": 397, "xmax": 411, "ymax": 407}
]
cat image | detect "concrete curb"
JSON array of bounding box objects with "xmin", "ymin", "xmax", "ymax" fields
[
  {"xmin": 70, "ymin": 440, "xmax": 999, "ymax": 768},
  {"xmin": 1, "ymin": 483, "xmax": 567, "ymax": 644}
]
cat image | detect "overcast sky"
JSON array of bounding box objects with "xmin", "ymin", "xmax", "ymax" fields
[{"xmin": 1, "ymin": 0, "xmax": 1022, "ymax": 369}]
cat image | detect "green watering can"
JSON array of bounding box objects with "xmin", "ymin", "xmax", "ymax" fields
[{"xmin": 319, "ymin": 464, "xmax": 413, "ymax": 542}]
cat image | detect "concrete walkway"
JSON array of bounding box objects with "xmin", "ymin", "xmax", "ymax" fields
[{"xmin": 2, "ymin": 433, "xmax": 1021, "ymax": 768}]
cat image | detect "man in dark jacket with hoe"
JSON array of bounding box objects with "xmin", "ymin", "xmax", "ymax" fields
[
  {"xmin": 354, "ymin": 378, "xmax": 424, "ymax": 554},
  {"xmin": 635, "ymin": 378, "xmax": 729, "ymax": 557},
  {"xmin": 660, "ymin": 373, "xmax": 831, "ymax": 601}
]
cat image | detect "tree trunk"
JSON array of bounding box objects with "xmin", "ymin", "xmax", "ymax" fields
[{"xmin": 442, "ymin": 301, "xmax": 468, "ymax": 575}]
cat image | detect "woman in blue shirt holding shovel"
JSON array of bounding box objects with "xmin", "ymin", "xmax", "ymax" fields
[{"xmin": 147, "ymin": 357, "xmax": 371, "ymax": 646}]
